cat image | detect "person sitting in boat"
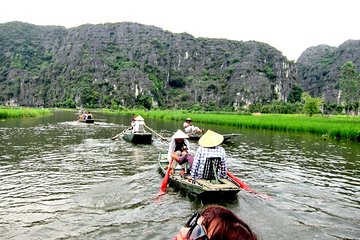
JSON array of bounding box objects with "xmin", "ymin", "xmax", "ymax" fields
[
  {"xmin": 190, "ymin": 130, "xmax": 227, "ymax": 180},
  {"xmin": 86, "ymin": 111, "xmax": 93, "ymax": 120},
  {"xmin": 167, "ymin": 129, "xmax": 193, "ymax": 175},
  {"xmin": 81, "ymin": 111, "xmax": 87, "ymax": 120},
  {"xmin": 174, "ymin": 204, "xmax": 257, "ymax": 240},
  {"xmin": 183, "ymin": 118, "xmax": 202, "ymax": 135},
  {"xmin": 130, "ymin": 116, "xmax": 136, "ymax": 130},
  {"xmin": 173, "ymin": 146, "xmax": 194, "ymax": 174},
  {"xmin": 132, "ymin": 115, "xmax": 146, "ymax": 133}
]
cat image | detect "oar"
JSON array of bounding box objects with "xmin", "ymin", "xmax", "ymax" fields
[
  {"xmin": 227, "ymin": 171, "xmax": 252, "ymax": 191},
  {"xmin": 111, "ymin": 127, "xmax": 131, "ymax": 140},
  {"xmin": 158, "ymin": 158, "xmax": 174, "ymax": 194},
  {"xmin": 227, "ymin": 171, "xmax": 271, "ymax": 200},
  {"xmin": 94, "ymin": 118, "xmax": 107, "ymax": 122},
  {"xmin": 144, "ymin": 124, "xmax": 167, "ymax": 141}
]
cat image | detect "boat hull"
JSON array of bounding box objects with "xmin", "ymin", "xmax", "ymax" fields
[
  {"xmin": 158, "ymin": 153, "xmax": 240, "ymax": 199},
  {"xmin": 189, "ymin": 133, "xmax": 239, "ymax": 143},
  {"xmin": 79, "ymin": 119, "xmax": 95, "ymax": 123},
  {"xmin": 188, "ymin": 134, "xmax": 202, "ymax": 141},
  {"xmin": 123, "ymin": 133, "xmax": 152, "ymax": 144}
]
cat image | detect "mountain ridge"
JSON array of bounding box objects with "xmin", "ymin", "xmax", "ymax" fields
[{"xmin": 0, "ymin": 21, "xmax": 359, "ymax": 109}]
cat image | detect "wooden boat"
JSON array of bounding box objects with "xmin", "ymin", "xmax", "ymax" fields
[
  {"xmin": 158, "ymin": 153, "xmax": 241, "ymax": 198},
  {"xmin": 222, "ymin": 133, "xmax": 241, "ymax": 143},
  {"xmin": 77, "ymin": 113, "xmax": 95, "ymax": 123},
  {"xmin": 187, "ymin": 133, "xmax": 202, "ymax": 141},
  {"xmin": 79, "ymin": 119, "xmax": 95, "ymax": 123},
  {"xmin": 122, "ymin": 132, "xmax": 152, "ymax": 144},
  {"xmin": 188, "ymin": 133, "xmax": 239, "ymax": 142}
]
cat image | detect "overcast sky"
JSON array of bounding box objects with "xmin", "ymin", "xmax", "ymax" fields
[{"xmin": 1, "ymin": 0, "xmax": 359, "ymax": 61}]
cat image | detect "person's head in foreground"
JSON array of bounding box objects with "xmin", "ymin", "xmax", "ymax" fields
[{"xmin": 174, "ymin": 205, "xmax": 257, "ymax": 240}]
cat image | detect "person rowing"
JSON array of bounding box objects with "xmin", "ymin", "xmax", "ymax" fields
[
  {"xmin": 183, "ymin": 118, "xmax": 203, "ymax": 135},
  {"xmin": 167, "ymin": 129, "xmax": 194, "ymax": 175}
]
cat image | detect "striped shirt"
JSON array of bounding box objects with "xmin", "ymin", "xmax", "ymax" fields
[{"xmin": 191, "ymin": 146, "xmax": 227, "ymax": 179}]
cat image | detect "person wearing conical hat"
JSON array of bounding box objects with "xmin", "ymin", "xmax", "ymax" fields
[
  {"xmin": 190, "ymin": 130, "xmax": 227, "ymax": 180},
  {"xmin": 167, "ymin": 129, "xmax": 193, "ymax": 175},
  {"xmin": 183, "ymin": 118, "xmax": 203, "ymax": 135},
  {"xmin": 131, "ymin": 115, "xmax": 137, "ymax": 130},
  {"xmin": 131, "ymin": 115, "xmax": 146, "ymax": 133}
]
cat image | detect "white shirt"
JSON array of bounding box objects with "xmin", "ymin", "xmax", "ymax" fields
[
  {"xmin": 167, "ymin": 139, "xmax": 191, "ymax": 162},
  {"xmin": 183, "ymin": 122, "xmax": 192, "ymax": 133},
  {"xmin": 132, "ymin": 121, "xmax": 145, "ymax": 133}
]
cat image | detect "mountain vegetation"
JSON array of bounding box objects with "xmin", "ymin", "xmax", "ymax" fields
[
  {"xmin": 296, "ymin": 41, "xmax": 360, "ymax": 114},
  {"xmin": 0, "ymin": 21, "xmax": 359, "ymax": 113}
]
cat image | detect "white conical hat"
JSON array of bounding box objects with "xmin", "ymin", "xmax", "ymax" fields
[
  {"xmin": 198, "ymin": 130, "xmax": 224, "ymax": 147},
  {"xmin": 134, "ymin": 115, "xmax": 144, "ymax": 121},
  {"xmin": 171, "ymin": 129, "xmax": 189, "ymax": 139}
]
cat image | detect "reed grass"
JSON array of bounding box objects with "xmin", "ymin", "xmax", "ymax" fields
[
  {"xmin": 0, "ymin": 107, "xmax": 51, "ymax": 119},
  {"xmin": 104, "ymin": 109, "xmax": 360, "ymax": 142}
]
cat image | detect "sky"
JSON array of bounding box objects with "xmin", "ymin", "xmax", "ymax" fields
[{"xmin": 1, "ymin": 0, "xmax": 359, "ymax": 61}]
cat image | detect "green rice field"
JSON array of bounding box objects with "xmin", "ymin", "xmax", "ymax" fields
[
  {"xmin": 0, "ymin": 108, "xmax": 51, "ymax": 119},
  {"xmin": 105, "ymin": 109, "xmax": 360, "ymax": 142}
]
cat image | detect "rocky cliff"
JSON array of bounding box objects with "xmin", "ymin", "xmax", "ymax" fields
[
  {"xmin": 1, "ymin": 21, "xmax": 359, "ymax": 109},
  {"xmin": 0, "ymin": 21, "xmax": 297, "ymax": 109},
  {"xmin": 296, "ymin": 40, "xmax": 360, "ymax": 103}
]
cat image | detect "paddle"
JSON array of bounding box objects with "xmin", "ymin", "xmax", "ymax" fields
[
  {"xmin": 111, "ymin": 127, "xmax": 132, "ymax": 140},
  {"xmin": 94, "ymin": 118, "xmax": 107, "ymax": 122},
  {"xmin": 144, "ymin": 124, "xmax": 167, "ymax": 141},
  {"xmin": 159, "ymin": 157, "xmax": 174, "ymax": 194},
  {"xmin": 227, "ymin": 171, "xmax": 271, "ymax": 200}
]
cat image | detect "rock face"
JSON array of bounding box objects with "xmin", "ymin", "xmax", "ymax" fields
[
  {"xmin": 0, "ymin": 21, "xmax": 297, "ymax": 109},
  {"xmin": 296, "ymin": 40, "xmax": 360, "ymax": 103},
  {"xmin": 1, "ymin": 21, "xmax": 359, "ymax": 109}
]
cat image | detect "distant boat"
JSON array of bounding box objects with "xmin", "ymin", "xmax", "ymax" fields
[
  {"xmin": 188, "ymin": 133, "xmax": 240, "ymax": 143},
  {"xmin": 158, "ymin": 153, "xmax": 241, "ymax": 199},
  {"xmin": 78, "ymin": 118, "xmax": 95, "ymax": 123},
  {"xmin": 187, "ymin": 133, "xmax": 203, "ymax": 141},
  {"xmin": 122, "ymin": 132, "xmax": 152, "ymax": 144},
  {"xmin": 222, "ymin": 133, "xmax": 241, "ymax": 143},
  {"xmin": 77, "ymin": 112, "xmax": 95, "ymax": 123}
]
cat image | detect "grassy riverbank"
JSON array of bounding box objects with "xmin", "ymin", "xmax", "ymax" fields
[
  {"xmin": 104, "ymin": 109, "xmax": 360, "ymax": 142},
  {"xmin": 0, "ymin": 107, "xmax": 51, "ymax": 119}
]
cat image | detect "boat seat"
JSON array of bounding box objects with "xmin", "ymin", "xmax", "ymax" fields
[
  {"xmin": 202, "ymin": 157, "xmax": 220, "ymax": 184},
  {"xmin": 196, "ymin": 178, "xmax": 235, "ymax": 189}
]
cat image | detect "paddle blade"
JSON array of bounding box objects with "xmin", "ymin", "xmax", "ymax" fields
[
  {"xmin": 160, "ymin": 159, "xmax": 173, "ymax": 192},
  {"xmin": 227, "ymin": 171, "xmax": 251, "ymax": 191},
  {"xmin": 227, "ymin": 171, "xmax": 271, "ymax": 200}
]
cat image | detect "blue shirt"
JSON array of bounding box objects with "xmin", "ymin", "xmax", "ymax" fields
[{"xmin": 191, "ymin": 146, "xmax": 227, "ymax": 179}]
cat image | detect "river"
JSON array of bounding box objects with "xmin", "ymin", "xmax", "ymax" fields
[{"xmin": 0, "ymin": 110, "xmax": 359, "ymax": 240}]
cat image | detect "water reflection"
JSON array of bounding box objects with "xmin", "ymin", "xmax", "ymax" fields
[{"xmin": 0, "ymin": 110, "xmax": 359, "ymax": 239}]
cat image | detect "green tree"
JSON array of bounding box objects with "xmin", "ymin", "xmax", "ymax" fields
[
  {"xmin": 340, "ymin": 61, "xmax": 360, "ymax": 115},
  {"xmin": 287, "ymin": 85, "xmax": 303, "ymax": 103},
  {"xmin": 136, "ymin": 93, "xmax": 152, "ymax": 110},
  {"xmin": 301, "ymin": 92, "xmax": 323, "ymax": 117},
  {"xmin": 63, "ymin": 98, "xmax": 76, "ymax": 108},
  {"xmin": 80, "ymin": 87, "xmax": 99, "ymax": 107}
]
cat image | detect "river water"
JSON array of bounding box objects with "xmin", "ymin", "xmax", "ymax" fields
[{"xmin": 0, "ymin": 111, "xmax": 359, "ymax": 240}]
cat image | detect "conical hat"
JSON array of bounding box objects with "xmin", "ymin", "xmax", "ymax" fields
[
  {"xmin": 198, "ymin": 130, "xmax": 224, "ymax": 147},
  {"xmin": 134, "ymin": 115, "xmax": 144, "ymax": 121},
  {"xmin": 186, "ymin": 118, "xmax": 192, "ymax": 121},
  {"xmin": 171, "ymin": 129, "xmax": 189, "ymax": 139}
]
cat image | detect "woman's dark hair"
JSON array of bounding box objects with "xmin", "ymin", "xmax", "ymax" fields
[{"xmin": 200, "ymin": 205, "xmax": 257, "ymax": 240}]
